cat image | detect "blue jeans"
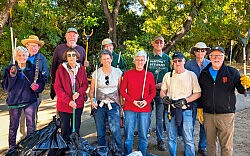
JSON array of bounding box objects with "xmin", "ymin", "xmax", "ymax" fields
[
  {"xmin": 59, "ymin": 108, "xmax": 83, "ymax": 142},
  {"xmin": 9, "ymin": 102, "xmax": 37, "ymax": 148},
  {"xmin": 124, "ymin": 111, "xmax": 150, "ymax": 156},
  {"xmin": 94, "ymin": 102, "xmax": 122, "ymax": 155},
  {"xmin": 192, "ymin": 102, "xmax": 206, "ymax": 150},
  {"xmin": 165, "ymin": 109, "xmax": 195, "ymax": 156},
  {"xmin": 150, "ymin": 95, "xmax": 164, "ymax": 142}
]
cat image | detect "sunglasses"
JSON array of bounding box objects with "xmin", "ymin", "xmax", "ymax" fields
[
  {"xmin": 105, "ymin": 76, "xmax": 109, "ymax": 85},
  {"xmin": 195, "ymin": 49, "xmax": 206, "ymax": 52},
  {"xmin": 67, "ymin": 53, "xmax": 76, "ymax": 57},
  {"xmin": 155, "ymin": 41, "xmax": 164, "ymax": 44},
  {"xmin": 173, "ymin": 59, "xmax": 183, "ymax": 63}
]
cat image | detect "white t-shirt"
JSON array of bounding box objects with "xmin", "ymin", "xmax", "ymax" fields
[
  {"xmin": 92, "ymin": 66, "xmax": 122, "ymax": 94},
  {"xmin": 161, "ymin": 69, "xmax": 201, "ymax": 100}
]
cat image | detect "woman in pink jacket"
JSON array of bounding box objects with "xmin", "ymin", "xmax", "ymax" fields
[{"xmin": 54, "ymin": 48, "xmax": 88, "ymax": 142}]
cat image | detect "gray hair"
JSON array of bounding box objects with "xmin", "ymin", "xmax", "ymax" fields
[
  {"xmin": 14, "ymin": 46, "xmax": 29, "ymax": 58},
  {"xmin": 133, "ymin": 50, "xmax": 147, "ymax": 61}
]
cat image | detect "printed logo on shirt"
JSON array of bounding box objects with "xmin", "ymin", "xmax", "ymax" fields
[{"xmin": 222, "ymin": 77, "xmax": 228, "ymax": 83}]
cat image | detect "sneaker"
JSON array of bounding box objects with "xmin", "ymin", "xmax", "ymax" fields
[
  {"xmin": 157, "ymin": 140, "xmax": 166, "ymax": 151},
  {"xmin": 198, "ymin": 149, "xmax": 207, "ymax": 156}
]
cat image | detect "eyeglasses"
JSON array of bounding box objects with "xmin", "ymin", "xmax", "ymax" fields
[
  {"xmin": 105, "ymin": 76, "xmax": 109, "ymax": 85},
  {"xmin": 67, "ymin": 53, "xmax": 76, "ymax": 57},
  {"xmin": 173, "ymin": 59, "xmax": 183, "ymax": 63},
  {"xmin": 195, "ymin": 49, "xmax": 206, "ymax": 52},
  {"xmin": 135, "ymin": 59, "xmax": 145, "ymax": 62},
  {"xmin": 209, "ymin": 54, "xmax": 224, "ymax": 59},
  {"xmin": 155, "ymin": 41, "xmax": 164, "ymax": 44}
]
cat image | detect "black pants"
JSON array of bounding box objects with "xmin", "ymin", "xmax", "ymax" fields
[{"xmin": 59, "ymin": 108, "xmax": 83, "ymax": 142}]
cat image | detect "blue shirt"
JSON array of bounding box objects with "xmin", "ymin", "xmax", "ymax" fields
[
  {"xmin": 185, "ymin": 58, "xmax": 210, "ymax": 78},
  {"xmin": 209, "ymin": 66, "xmax": 218, "ymax": 81}
]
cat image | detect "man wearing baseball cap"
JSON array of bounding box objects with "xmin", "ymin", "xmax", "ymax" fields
[
  {"xmin": 50, "ymin": 27, "xmax": 89, "ymax": 100},
  {"xmin": 198, "ymin": 46, "xmax": 250, "ymax": 156},
  {"xmin": 160, "ymin": 52, "xmax": 201, "ymax": 156},
  {"xmin": 148, "ymin": 36, "xmax": 171, "ymax": 151},
  {"xmin": 185, "ymin": 42, "xmax": 211, "ymax": 156},
  {"xmin": 101, "ymin": 38, "xmax": 127, "ymax": 72}
]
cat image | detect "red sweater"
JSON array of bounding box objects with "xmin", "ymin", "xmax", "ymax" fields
[
  {"xmin": 54, "ymin": 64, "xmax": 88, "ymax": 113},
  {"xmin": 120, "ymin": 69, "xmax": 156, "ymax": 112}
]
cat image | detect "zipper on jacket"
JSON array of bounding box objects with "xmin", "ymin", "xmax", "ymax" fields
[{"xmin": 212, "ymin": 82, "xmax": 215, "ymax": 114}]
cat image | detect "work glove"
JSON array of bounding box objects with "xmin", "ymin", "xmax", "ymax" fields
[
  {"xmin": 31, "ymin": 83, "xmax": 39, "ymax": 91},
  {"xmin": 162, "ymin": 96, "xmax": 172, "ymax": 105},
  {"xmin": 173, "ymin": 98, "xmax": 187, "ymax": 108},
  {"xmin": 240, "ymin": 74, "xmax": 250, "ymax": 89},
  {"xmin": 197, "ymin": 108, "xmax": 204, "ymax": 125},
  {"xmin": 10, "ymin": 65, "xmax": 17, "ymax": 77}
]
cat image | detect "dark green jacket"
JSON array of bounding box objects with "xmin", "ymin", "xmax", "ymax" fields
[
  {"xmin": 111, "ymin": 51, "xmax": 127, "ymax": 73},
  {"xmin": 148, "ymin": 52, "xmax": 171, "ymax": 84}
]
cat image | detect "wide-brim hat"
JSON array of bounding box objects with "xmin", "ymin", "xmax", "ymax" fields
[
  {"xmin": 21, "ymin": 35, "xmax": 45, "ymax": 47},
  {"xmin": 190, "ymin": 42, "xmax": 211, "ymax": 54}
]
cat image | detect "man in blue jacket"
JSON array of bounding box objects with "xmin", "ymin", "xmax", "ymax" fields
[{"xmin": 198, "ymin": 46, "xmax": 250, "ymax": 156}]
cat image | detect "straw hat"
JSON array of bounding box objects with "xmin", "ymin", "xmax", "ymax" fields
[{"xmin": 21, "ymin": 35, "xmax": 45, "ymax": 47}]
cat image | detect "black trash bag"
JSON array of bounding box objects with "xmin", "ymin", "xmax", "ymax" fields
[
  {"xmin": 5, "ymin": 116, "xmax": 67, "ymax": 156},
  {"xmin": 67, "ymin": 133, "xmax": 96, "ymax": 156},
  {"xmin": 91, "ymin": 146, "xmax": 111, "ymax": 156},
  {"xmin": 106, "ymin": 135, "xmax": 119, "ymax": 156}
]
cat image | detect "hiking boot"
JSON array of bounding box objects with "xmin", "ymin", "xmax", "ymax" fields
[
  {"xmin": 198, "ymin": 149, "xmax": 207, "ymax": 156},
  {"xmin": 157, "ymin": 140, "xmax": 166, "ymax": 151}
]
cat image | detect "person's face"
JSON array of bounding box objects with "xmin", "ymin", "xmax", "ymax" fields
[
  {"xmin": 65, "ymin": 32, "xmax": 79, "ymax": 46},
  {"xmin": 152, "ymin": 39, "xmax": 164, "ymax": 52},
  {"xmin": 209, "ymin": 51, "xmax": 224, "ymax": 69},
  {"xmin": 66, "ymin": 51, "xmax": 77, "ymax": 65},
  {"xmin": 16, "ymin": 51, "xmax": 28, "ymax": 65},
  {"xmin": 173, "ymin": 58, "xmax": 185, "ymax": 71},
  {"xmin": 100, "ymin": 54, "xmax": 112, "ymax": 68},
  {"xmin": 26, "ymin": 43, "xmax": 40, "ymax": 56},
  {"xmin": 194, "ymin": 48, "xmax": 207, "ymax": 59},
  {"xmin": 103, "ymin": 44, "xmax": 113, "ymax": 52},
  {"xmin": 134, "ymin": 56, "xmax": 146, "ymax": 71}
]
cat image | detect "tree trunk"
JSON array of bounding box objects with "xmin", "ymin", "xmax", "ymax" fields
[
  {"xmin": 101, "ymin": 0, "xmax": 121, "ymax": 45},
  {"xmin": 164, "ymin": 2, "xmax": 204, "ymax": 53},
  {"xmin": 0, "ymin": 0, "xmax": 17, "ymax": 35}
]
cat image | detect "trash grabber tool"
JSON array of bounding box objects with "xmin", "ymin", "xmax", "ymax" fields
[
  {"xmin": 238, "ymin": 29, "xmax": 250, "ymax": 96},
  {"xmin": 94, "ymin": 65, "xmax": 97, "ymax": 103},
  {"xmin": 9, "ymin": 8, "xmax": 15, "ymax": 64},
  {"xmin": 167, "ymin": 68, "xmax": 174, "ymax": 122},
  {"xmin": 141, "ymin": 57, "xmax": 149, "ymax": 100},
  {"xmin": 117, "ymin": 51, "xmax": 121, "ymax": 68},
  {"xmin": 83, "ymin": 29, "xmax": 93, "ymax": 64}
]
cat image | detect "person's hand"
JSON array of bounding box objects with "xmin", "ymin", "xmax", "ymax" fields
[
  {"xmin": 197, "ymin": 108, "xmax": 204, "ymax": 125},
  {"xmin": 84, "ymin": 60, "xmax": 89, "ymax": 67},
  {"xmin": 10, "ymin": 65, "xmax": 17, "ymax": 77},
  {"xmin": 69, "ymin": 100, "xmax": 77, "ymax": 109},
  {"xmin": 173, "ymin": 98, "xmax": 187, "ymax": 108},
  {"xmin": 91, "ymin": 98, "xmax": 98, "ymax": 109},
  {"xmin": 155, "ymin": 83, "xmax": 162, "ymax": 89},
  {"xmin": 73, "ymin": 92, "xmax": 79, "ymax": 100},
  {"xmin": 31, "ymin": 83, "xmax": 39, "ymax": 91},
  {"xmin": 240, "ymin": 74, "xmax": 250, "ymax": 88},
  {"xmin": 50, "ymin": 84, "xmax": 56, "ymax": 100},
  {"xmin": 162, "ymin": 96, "xmax": 172, "ymax": 105}
]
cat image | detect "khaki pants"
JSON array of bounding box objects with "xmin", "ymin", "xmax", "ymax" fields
[{"xmin": 204, "ymin": 113, "xmax": 235, "ymax": 156}]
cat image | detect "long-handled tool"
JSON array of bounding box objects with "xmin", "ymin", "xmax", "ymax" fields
[
  {"xmin": 238, "ymin": 29, "xmax": 250, "ymax": 96},
  {"xmin": 167, "ymin": 68, "xmax": 174, "ymax": 122},
  {"xmin": 83, "ymin": 29, "xmax": 93, "ymax": 67},
  {"xmin": 141, "ymin": 57, "xmax": 149, "ymax": 100},
  {"xmin": 9, "ymin": 8, "xmax": 15, "ymax": 64}
]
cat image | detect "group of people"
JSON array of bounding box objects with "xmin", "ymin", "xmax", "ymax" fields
[{"xmin": 1, "ymin": 27, "xmax": 250, "ymax": 156}]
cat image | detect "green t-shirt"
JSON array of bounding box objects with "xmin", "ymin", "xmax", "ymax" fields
[
  {"xmin": 148, "ymin": 52, "xmax": 171, "ymax": 84},
  {"xmin": 111, "ymin": 51, "xmax": 127, "ymax": 73}
]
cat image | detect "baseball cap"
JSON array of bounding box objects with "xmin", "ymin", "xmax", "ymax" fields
[
  {"xmin": 210, "ymin": 46, "xmax": 225, "ymax": 54},
  {"xmin": 66, "ymin": 27, "xmax": 78, "ymax": 34},
  {"xmin": 153, "ymin": 36, "xmax": 164, "ymax": 42},
  {"xmin": 172, "ymin": 52, "xmax": 184, "ymax": 59}
]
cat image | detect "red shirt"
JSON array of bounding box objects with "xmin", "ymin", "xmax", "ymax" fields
[
  {"xmin": 120, "ymin": 69, "xmax": 156, "ymax": 112},
  {"xmin": 54, "ymin": 64, "xmax": 88, "ymax": 113}
]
